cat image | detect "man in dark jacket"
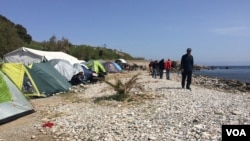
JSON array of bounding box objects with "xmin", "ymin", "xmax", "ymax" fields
[
  {"xmin": 158, "ymin": 59, "xmax": 165, "ymax": 79},
  {"xmin": 152, "ymin": 60, "xmax": 158, "ymax": 78},
  {"xmin": 181, "ymin": 48, "xmax": 194, "ymax": 90}
]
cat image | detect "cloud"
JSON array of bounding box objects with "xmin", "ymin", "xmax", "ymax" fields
[{"xmin": 212, "ymin": 26, "xmax": 250, "ymax": 36}]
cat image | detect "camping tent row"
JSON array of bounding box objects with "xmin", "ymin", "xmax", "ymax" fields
[
  {"xmin": 0, "ymin": 62, "xmax": 71, "ymax": 97},
  {"xmin": 1, "ymin": 60, "xmax": 124, "ymax": 97},
  {"xmin": 3, "ymin": 47, "xmax": 127, "ymax": 67},
  {"xmin": 0, "ymin": 60, "xmax": 124, "ymax": 98},
  {"xmin": 3, "ymin": 47, "xmax": 127, "ymax": 74},
  {"xmin": 0, "ymin": 71, "xmax": 34, "ymax": 125},
  {"xmin": 1, "ymin": 59, "xmax": 124, "ymax": 93},
  {"xmin": 41, "ymin": 59, "xmax": 123, "ymax": 82},
  {"xmin": 3, "ymin": 47, "xmax": 128, "ymax": 87}
]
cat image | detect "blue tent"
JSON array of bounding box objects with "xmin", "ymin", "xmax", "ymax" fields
[{"xmin": 113, "ymin": 62, "xmax": 122, "ymax": 71}]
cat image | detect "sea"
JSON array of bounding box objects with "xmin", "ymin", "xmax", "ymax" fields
[{"xmin": 193, "ymin": 66, "xmax": 250, "ymax": 83}]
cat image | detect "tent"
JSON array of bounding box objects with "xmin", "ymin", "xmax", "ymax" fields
[
  {"xmin": 28, "ymin": 62, "xmax": 71, "ymax": 96},
  {"xmin": 116, "ymin": 59, "xmax": 127, "ymax": 63},
  {"xmin": 85, "ymin": 60, "xmax": 106, "ymax": 74},
  {"xmin": 1, "ymin": 63, "xmax": 71, "ymax": 97},
  {"xmin": 3, "ymin": 47, "xmax": 79, "ymax": 65},
  {"xmin": 0, "ymin": 71, "xmax": 34, "ymax": 125},
  {"xmin": 113, "ymin": 62, "xmax": 122, "ymax": 71},
  {"xmin": 1, "ymin": 63, "xmax": 41, "ymax": 97},
  {"xmin": 78, "ymin": 60, "xmax": 86, "ymax": 64},
  {"xmin": 73, "ymin": 63, "xmax": 84, "ymax": 72},
  {"xmin": 80, "ymin": 64, "xmax": 98, "ymax": 83},
  {"xmin": 102, "ymin": 62, "xmax": 121, "ymax": 73},
  {"xmin": 48, "ymin": 59, "xmax": 83, "ymax": 81},
  {"xmin": 115, "ymin": 59, "xmax": 127, "ymax": 69}
]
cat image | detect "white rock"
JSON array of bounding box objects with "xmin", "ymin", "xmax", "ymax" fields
[{"xmin": 31, "ymin": 135, "xmax": 36, "ymax": 139}]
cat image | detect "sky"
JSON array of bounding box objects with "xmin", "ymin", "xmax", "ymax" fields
[{"xmin": 1, "ymin": 0, "xmax": 250, "ymax": 66}]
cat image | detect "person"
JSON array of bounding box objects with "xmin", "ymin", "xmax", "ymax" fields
[
  {"xmin": 165, "ymin": 59, "xmax": 172, "ymax": 80},
  {"xmin": 181, "ymin": 48, "xmax": 194, "ymax": 90},
  {"xmin": 23, "ymin": 76, "xmax": 34, "ymax": 93},
  {"xmin": 158, "ymin": 59, "xmax": 165, "ymax": 79},
  {"xmin": 152, "ymin": 60, "xmax": 158, "ymax": 78},
  {"xmin": 149, "ymin": 60, "xmax": 153, "ymax": 74},
  {"xmin": 70, "ymin": 72, "xmax": 86, "ymax": 85}
]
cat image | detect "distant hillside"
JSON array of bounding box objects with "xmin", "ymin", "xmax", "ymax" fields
[
  {"xmin": 0, "ymin": 14, "xmax": 32, "ymax": 57},
  {"xmin": 26, "ymin": 40, "xmax": 136, "ymax": 61},
  {"xmin": 0, "ymin": 14, "xmax": 140, "ymax": 60}
]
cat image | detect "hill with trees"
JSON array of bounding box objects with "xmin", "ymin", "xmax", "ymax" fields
[{"xmin": 0, "ymin": 14, "xmax": 138, "ymax": 61}]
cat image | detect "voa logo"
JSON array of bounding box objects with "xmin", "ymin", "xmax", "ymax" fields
[{"xmin": 226, "ymin": 129, "xmax": 246, "ymax": 136}]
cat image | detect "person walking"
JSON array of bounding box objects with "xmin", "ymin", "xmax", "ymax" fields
[
  {"xmin": 181, "ymin": 48, "xmax": 194, "ymax": 90},
  {"xmin": 149, "ymin": 61, "xmax": 153, "ymax": 75},
  {"xmin": 165, "ymin": 59, "xmax": 172, "ymax": 80},
  {"xmin": 152, "ymin": 60, "xmax": 158, "ymax": 78},
  {"xmin": 158, "ymin": 59, "xmax": 165, "ymax": 79}
]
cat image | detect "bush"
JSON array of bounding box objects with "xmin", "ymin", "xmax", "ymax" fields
[{"xmin": 102, "ymin": 73, "xmax": 143, "ymax": 101}]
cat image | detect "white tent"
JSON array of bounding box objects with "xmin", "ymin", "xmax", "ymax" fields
[
  {"xmin": 3, "ymin": 47, "xmax": 79, "ymax": 65},
  {"xmin": 48, "ymin": 59, "xmax": 83, "ymax": 81},
  {"xmin": 116, "ymin": 59, "xmax": 127, "ymax": 63}
]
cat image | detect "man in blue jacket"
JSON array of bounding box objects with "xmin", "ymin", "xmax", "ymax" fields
[{"xmin": 181, "ymin": 48, "xmax": 194, "ymax": 90}]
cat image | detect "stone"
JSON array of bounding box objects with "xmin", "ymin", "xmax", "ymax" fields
[
  {"xmin": 231, "ymin": 111, "xmax": 242, "ymax": 115},
  {"xmin": 31, "ymin": 135, "xmax": 36, "ymax": 139},
  {"xmin": 148, "ymin": 135, "xmax": 157, "ymax": 140}
]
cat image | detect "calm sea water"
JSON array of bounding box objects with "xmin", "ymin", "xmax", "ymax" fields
[{"xmin": 194, "ymin": 66, "xmax": 250, "ymax": 83}]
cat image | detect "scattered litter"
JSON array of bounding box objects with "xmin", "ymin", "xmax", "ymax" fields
[{"xmin": 42, "ymin": 121, "xmax": 54, "ymax": 128}]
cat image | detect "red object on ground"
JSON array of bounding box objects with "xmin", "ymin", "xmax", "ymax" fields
[{"xmin": 42, "ymin": 121, "xmax": 54, "ymax": 128}]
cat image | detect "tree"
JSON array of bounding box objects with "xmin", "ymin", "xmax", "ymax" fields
[
  {"xmin": 0, "ymin": 22, "xmax": 23, "ymax": 58},
  {"xmin": 15, "ymin": 24, "xmax": 32, "ymax": 44},
  {"xmin": 42, "ymin": 35, "xmax": 70, "ymax": 52},
  {"xmin": 99, "ymin": 49, "xmax": 103, "ymax": 57},
  {"xmin": 57, "ymin": 37, "xmax": 70, "ymax": 53}
]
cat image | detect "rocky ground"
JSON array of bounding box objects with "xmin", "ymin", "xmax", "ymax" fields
[{"xmin": 0, "ymin": 69, "xmax": 249, "ymax": 141}]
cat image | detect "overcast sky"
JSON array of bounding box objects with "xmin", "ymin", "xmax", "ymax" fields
[{"xmin": 1, "ymin": 0, "xmax": 250, "ymax": 65}]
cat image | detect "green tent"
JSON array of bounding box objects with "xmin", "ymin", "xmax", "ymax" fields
[
  {"xmin": 0, "ymin": 72, "xmax": 12, "ymax": 103},
  {"xmin": 85, "ymin": 60, "xmax": 106, "ymax": 74},
  {"xmin": 1, "ymin": 63, "xmax": 40, "ymax": 97},
  {"xmin": 1, "ymin": 63, "xmax": 71, "ymax": 97},
  {"xmin": 29, "ymin": 62, "xmax": 71, "ymax": 96},
  {"xmin": 0, "ymin": 71, "xmax": 34, "ymax": 124}
]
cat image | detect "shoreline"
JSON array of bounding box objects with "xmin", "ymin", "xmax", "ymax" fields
[
  {"xmin": 191, "ymin": 73, "xmax": 250, "ymax": 93},
  {"xmin": 193, "ymin": 67, "xmax": 250, "ymax": 84}
]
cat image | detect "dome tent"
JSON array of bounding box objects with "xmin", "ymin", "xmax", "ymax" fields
[
  {"xmin": 85, "ymin": 60, "xmax": 106, "ymax": 74},
  {"xmin": 0, "ymin": 71, "xmax": 34, "ymax": 124},
  {"xmin": 102, "ymin": 61, "xmax": 122, "ymax": 73},
  {"xmin": 1, "ymin": 63, "xmax": 71, "ymax": 97},
  {"xmin": 48, "ymin": 59, "xmax": 83, "ymax": 81}
]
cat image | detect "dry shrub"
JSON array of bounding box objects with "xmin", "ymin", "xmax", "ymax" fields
[{"xmin": 95, "ymin": 73, "xmax": 144, "ymax": 102}]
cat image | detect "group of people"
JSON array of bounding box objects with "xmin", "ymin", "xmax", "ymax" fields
[
  {"xmin": 149, "ymin": 48, "xmax": 194, "ymax": 90},
  {"xmin": 149, "ymin": 58, "xmax": 172, "ymax": 80}
]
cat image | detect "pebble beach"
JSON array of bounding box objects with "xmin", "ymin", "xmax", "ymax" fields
[{"xmin": 0, "ymin": 70, "xmax": 249, "ymax": 141}]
